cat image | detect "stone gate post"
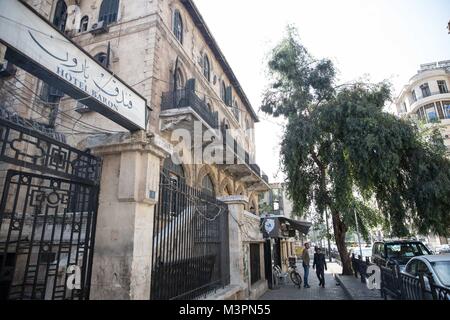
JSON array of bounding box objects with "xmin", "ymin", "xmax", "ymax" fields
[
  {"xmin": 87, "ymin": 131, "xmax": 170, "ymax": 300},
  {"xmin": 217, "ymin": 195, "xmax": 249, "ymax": 289}
]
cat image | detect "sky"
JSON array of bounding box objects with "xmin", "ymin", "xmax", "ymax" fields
[{"xmin": 194, "ymin": 0, "xmax": 450, "ymax": 182}]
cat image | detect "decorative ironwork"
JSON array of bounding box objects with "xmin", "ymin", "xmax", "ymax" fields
[
  {"xmin": 380, "ymin": 265, "xmax": 402, "ymax": 299},
  {"xmin": 0, "ymin": 170, "xmax": 99, "ymax": 300},
  {"xmin": 220, "ymin": 127, "xmax": 262, "ymax": 178},
  {"xmin": 379, "ymin": 262, "xmax": 448, "ymax": 300},
  {"xmin": 0, "ymin": 116, "xmax": 101, "ymax": 185},
  {"xmin": 150, "ymin": 170, "xmax": 229, "ymax": 300},
  {"xmin": 429, "ymin": 278, "xmax": 450, "ymax": 300},
  {"xmin": 161, "ymin": 89, "xmax": 219, "ymax": 129}
]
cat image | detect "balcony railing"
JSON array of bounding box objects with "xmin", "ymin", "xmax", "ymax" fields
[
  {"xmin": 411, "ymin": 91, "xmax": 449, "ymax": 103},
  {"xmin": 220, "ymin": 127, "xmax": 262, "ymax": 178},
  {"xmin": 161, "ymin": 89, "xmax": 219, "ymax": 129}
]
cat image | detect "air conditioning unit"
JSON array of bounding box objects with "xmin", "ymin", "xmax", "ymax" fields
[
  {"xmin": 75, "ymin": 101, "xmax": 91, "ymax": 113},
  {"xmin": 0, "ymin": 60, "xmax": 17, "ymax": 78},
  {"xmin": 90, "ymin": 21, "xmax": 109, "ymax": 35}
]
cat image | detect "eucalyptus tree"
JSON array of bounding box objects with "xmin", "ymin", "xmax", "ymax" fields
[{"xmin": 262, "ymin": 27, "xmax": 450, "ymax": 274}]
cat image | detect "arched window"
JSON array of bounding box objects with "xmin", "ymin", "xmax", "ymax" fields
[
  {"xmin": 232, "ymin": 100, "xmax": 240, "ymax": 121},
  {"xmin": 53, "ymin": 0, "xmax": 67, "ymax": 32},
  {"xmin": 206, "ymin": 103, "xmax": 213, "ymax": 113},
  {"xmin": 162, "ymin": 158, "xmax": 185, "ymax": 216},
  {"xmin": 163, "ymin": 157, "xmax": 185, "ymax": 179},
  {"xmin": 173, "ymin": 10, "xmax": 183, "ymax": 44},
  {"xmin": 220, "ymin": 81, "xmax": 226, "ymax": 102},
  {"xmin": 202, "ymin": 175, "xmax": 215, "ymax": 196},
  {"xmin": 174, "ymin": 68, "xmax": 184, "ymax": 91},
  {"xmin": 203, "ymin": 54, "xmax": 210, "ymax": 82},
  {"xmin": 99, "ymin": 0, "xmax": 119, "ymax": 25},
  {"xmin": 94, "ymin": 52, "xmax": 108, "ymax": 68},
  {"xmin": 79, "ymin": 15, "xmax": 89, "ymax": 32}
]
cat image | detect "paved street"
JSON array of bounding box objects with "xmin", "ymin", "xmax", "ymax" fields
[{"xmin": 259, "ymin": 263, "xmax": 349, "ymax": 300}]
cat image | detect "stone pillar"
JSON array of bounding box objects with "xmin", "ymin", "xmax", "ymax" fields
[
  {"xmin": 217, "ymin": 195, "xmax": 248, "ymax": 287},
  {"xmin": 87, "ymin": 131, "xmax": 170, "ymax": 300}
]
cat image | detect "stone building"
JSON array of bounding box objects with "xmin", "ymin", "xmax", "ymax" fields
[
  {"xmin": 0, "ymin": 0, "xmax": 269, "ymax": 300},
  {"xmin": 392, "ymin": 60, "xmax": 450, "ymax": 249},
  {"xmin": 259, "ymin": 183, "xmax": 310, "ymax": 274},
  {"xmin": 393, "ymin": 60, "xmax": 450, "ymax": 151}
]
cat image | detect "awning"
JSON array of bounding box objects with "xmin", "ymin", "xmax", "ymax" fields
[{"xmin": 261, "ymin": 215, "xmax": 312, "ymax": 239}]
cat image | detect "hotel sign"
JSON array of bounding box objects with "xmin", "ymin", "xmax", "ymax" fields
[{"xmin": 0, "ymin": 0, "xmax": 147, "ymax": 131}]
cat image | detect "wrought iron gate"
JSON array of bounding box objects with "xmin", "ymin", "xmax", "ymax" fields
[
  {"xmin": 150, "ymin": 170, "xmax": 230, "ymax": 300},
  {"xmin": 0, "ymin": 113, "xmax": 101, "ymax": 300}
]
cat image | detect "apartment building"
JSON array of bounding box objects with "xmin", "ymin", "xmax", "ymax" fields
[{"xmin": 393, "ymin": 60, "xmax": 450, "ymax": 151}]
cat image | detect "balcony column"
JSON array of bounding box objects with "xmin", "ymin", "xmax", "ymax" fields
[{"xmin": 86, "ymin": 131, "xmax": 171, "ymax": 300}]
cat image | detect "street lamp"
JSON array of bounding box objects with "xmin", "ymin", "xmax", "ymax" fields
[{"xmin": 325, "ymin": 207, "xmax": 332, "ymax": 262}]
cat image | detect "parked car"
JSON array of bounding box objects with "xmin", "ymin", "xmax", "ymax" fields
[
  {"xmin": 435, "ymin": 244, "xmax": 450, "ymax": 255},
  {"xmin": 372, "ymin": 240, "xmax": 432, "ymax": 270},
  {"xmin": 402, "ymin": 255, "xmax": 450, "ymax": 292},
  {"xmin": 349, "ymin": 247, "xmax": 373, "ymax": 261}
]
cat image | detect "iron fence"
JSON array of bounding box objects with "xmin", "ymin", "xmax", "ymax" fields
[
  {"xmin": 0, "ymin": 170, "xmax": 99, "ymax": 300},
  {"xmin": 351, "ymin": 253, "xmax": 371, "ymax": 284},
  {"xmin": 150, "ymin": 170, "xmax": 230, "ymax": 300},
  {"xmin": 0, "ymin": 114, "xmax": 101, "ymax": 300},
  {"xmin": 380, "ymin": 261, "xmax": 450, "ymax": 300}
]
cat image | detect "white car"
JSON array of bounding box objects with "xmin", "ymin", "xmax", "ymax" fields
[
  {"xmin": 402, "ymin": 255, "xmax": 450, "ymax": 290},
  {"xmin": 435, "ymin": 244, "xmax": 450, "ymax": 255}
]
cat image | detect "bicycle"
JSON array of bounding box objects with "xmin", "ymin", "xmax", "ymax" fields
[
  {"xmin": 288, "ymin": 263, "xmax": 303, "ymax": 288},
  {"xmin": 272, "ymin": 265, "xmax": 287, "ymax": 288}
]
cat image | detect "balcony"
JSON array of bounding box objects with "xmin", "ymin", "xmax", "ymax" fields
[
  {"xmin": 409, "ymin": 91, "xmax": 450, "ymax": 114},
  {"xmin": 160, "ymin": 89, "xmax": 219, "ymax": 130},
  {"xmin": 220, "ymin": 128, "xmax": 270, "ymax": 192}
]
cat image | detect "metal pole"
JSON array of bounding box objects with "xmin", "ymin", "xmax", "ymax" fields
[
  {"xmin": 325, "ymin": 207, "xmax": 332, "ymax": 262},
  {"xmin": 355, "ymin": 211, "xmax": 363, "ymax": 258}
]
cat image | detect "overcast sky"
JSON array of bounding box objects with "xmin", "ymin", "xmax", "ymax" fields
[{"xmin": 194, "ymin": 0, "xmax": 450, "ymax": 182}]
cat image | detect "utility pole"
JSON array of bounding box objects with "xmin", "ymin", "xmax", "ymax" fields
[
  {"xmin": 325, "ymin": 207, "xmax": 332, "ymax": 262},
  {"xmin": 355, "ymin": 211, "xmax": 363, "ymax": 258}
]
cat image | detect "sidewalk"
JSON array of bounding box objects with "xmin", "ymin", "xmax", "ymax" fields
[
  {"xmin": 258, "ymin": 262, "xmax": 348, "ymax": 300},
  {"xmin": 334, "ymin": 274, "xmax": 383, "ymax": 300}
]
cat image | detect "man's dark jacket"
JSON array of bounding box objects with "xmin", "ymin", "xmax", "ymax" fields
[{"xmin": 313, "ymin": 253, "xmax": 327, "ymax": 270}]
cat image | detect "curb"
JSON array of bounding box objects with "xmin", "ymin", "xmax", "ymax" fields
[{"xmin": 334, "ymin": 274, "xmax": 354, "ymax": 300}]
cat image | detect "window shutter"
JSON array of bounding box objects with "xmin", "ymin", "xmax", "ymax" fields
[
  {"xmin": 186, "ymin": 78, "xmax": 196, "ymax": 92},
  {"xmin": 225, "ymin": 86, "xmax": 232, "ymax": 106}
]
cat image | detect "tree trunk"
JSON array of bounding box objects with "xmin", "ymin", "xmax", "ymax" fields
[
  {"xmin": 314, "ymin": 155, "xmax": 353, "ymax": 275},
  {"xmin": 331, "ymin": 210, "xmax": 353, "ymax": 275}
]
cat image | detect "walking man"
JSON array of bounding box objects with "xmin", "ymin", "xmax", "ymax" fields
[
  {"xmin": 313, "ymin": 247, "xmax": 327, "ymax": 288},
  {"xmin": 302, "ymin": 242, "xmax": 311, "ymax": 288}
]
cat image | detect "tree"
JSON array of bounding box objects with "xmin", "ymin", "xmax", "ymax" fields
[{"xmin": 261, "ymin": 27, "xmax": 450, "ymax": 275}]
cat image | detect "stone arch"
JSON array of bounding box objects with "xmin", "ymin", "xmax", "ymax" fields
[
  {"xmin": 197, "ymin": 165, "xmax": 219, "ymax": 196},
  {"xmin": 160, "ymin": 155, "xmax": 193, "ymax": 186},
  {"xmin": 219, "ymin": 176, "xmax": 234, "ymax": 196},
  {"xmin": 89, "ymin": 44, "xmax": 117, "ymax": 65}
]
